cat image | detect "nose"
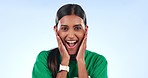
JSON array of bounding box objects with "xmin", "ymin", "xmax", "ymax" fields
[{"xmin": 67, "ymin": 30, "xmax": 75, "ymax": 39}]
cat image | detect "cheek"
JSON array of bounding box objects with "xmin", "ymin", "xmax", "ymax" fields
[
  {"xmin": 76, "ymin": 32, "xmax": 85, "ymax": 40},
  {"xmin": 58, "ymin": 31, "xmax": 67, "ymax": 39}
]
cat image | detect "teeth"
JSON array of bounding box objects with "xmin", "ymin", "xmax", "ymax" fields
[
  {"xmin": 66, "ymin": 40, "xmax": 77, "ymax": 48},
  {"xmin": 69, "ymin": 43, "xmax": 75, "ymax": 47},
  {"xmin": 66, "ymin": 41, "xmax": 76, "ymax": 44}
]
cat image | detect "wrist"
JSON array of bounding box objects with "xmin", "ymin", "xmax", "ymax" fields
[
  {"xmin": 76, "ymin": 58, "xmax": 85, "ymax": 64},
  {"xmin": 76, "ymin": 56, "xmax": 85, "ymax": 62},
  {"xmin": 61, "ymin": 58, "xmax": 70, "ymax": 66},
  {"xmin": 59, "ymin": 64, "xmax": 69, "ymax": 72}
]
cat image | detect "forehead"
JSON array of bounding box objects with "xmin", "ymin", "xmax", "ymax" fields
[{"xmin": 59, "ymin": 15, "xmax": 84, "ymax": 25}]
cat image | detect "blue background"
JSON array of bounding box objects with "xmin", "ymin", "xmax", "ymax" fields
[{"xmin": 0, "ymin": 0, "xmax": 148, "ymax": 78}]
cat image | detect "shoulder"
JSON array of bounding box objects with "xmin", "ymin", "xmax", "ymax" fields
[
  {"xmin": 38, "ymin": 50, "xmax": 49, "ymax": 56},
  {"xmin": 36, "ymin": 50, "xmax": 49, "ymax": 62},
  {"xmin": 85, "ymin": 50, "xmax": 107, "ymax": 59},
  {"xmin": 36, "ymin": 48, "xmax": 59, "ymax": 61},
  {"xmin": 85, "ymin": 50, "xmax": 107, "ymax": 64},
  {"xmin": 33, "ymin": 50, "xmax": 52, "ymax": 77},
  {"xmin": 85, "ymin": 50, "xmax": 108, "ymax": 78}
]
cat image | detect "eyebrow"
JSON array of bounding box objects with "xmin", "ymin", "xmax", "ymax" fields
[
  {"xmin": 73, "ymin": 24, "xmax": 82, "ymax": 27},
  {"xmin": 60, "ymin": 24, "xmax": 82, "ymax": 27},
  {"xmin": 61, "ymin": 25, "xmax": 68, "ymax": 27}
]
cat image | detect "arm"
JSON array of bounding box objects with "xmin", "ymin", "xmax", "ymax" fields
[
  {"xmin": 77, "ymin": 59, "xmax": 88, "ymax": 78},
  {"xmin": 76, "ymin": 32, "xmax": 89, "ymax": 78},
  {"xmin": 54, "ymin": 26, "xmax": 70, "ymax": 78},
  {"xmin": 56, "ymin": 58, "xmax": 70, "ymax": 78},
  {"xmin": 32, "ymin": 51, "xmax": 52, "ymax": 78}
]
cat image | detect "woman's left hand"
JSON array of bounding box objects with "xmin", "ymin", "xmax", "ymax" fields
[{"xmin": 76, "ymin": 32, "xmax": 87, "ymax": 61}]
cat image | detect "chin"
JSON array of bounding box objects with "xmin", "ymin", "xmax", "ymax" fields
[{"xmin": 68, "ymin": 50, "xmax": 77, "ymax": 55}]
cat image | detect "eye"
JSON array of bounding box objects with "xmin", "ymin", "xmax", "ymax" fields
[
  {"xmin": 74, "ymin": 26, "xmax": 82, "ymax": 31},
  {"xmin": 61, "ymin": 27, "xmax": 68, "ymax": 31}
]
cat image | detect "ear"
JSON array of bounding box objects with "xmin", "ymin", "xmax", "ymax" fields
[
  {"xmin": 85, "ymin": 25, "xmax": 88, "ymax": 34},
  {"xmin": 54, "ymin": 25, "xmax": 58, "ymax": 35},
  {"xmin": 54, "ymin": 25, "xmax": 57, "ymax": 31}
]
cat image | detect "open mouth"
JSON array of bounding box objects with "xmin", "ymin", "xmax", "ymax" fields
[{"xmin": 65, "ymin": 40, "xmax": 78, "ymax": 48}]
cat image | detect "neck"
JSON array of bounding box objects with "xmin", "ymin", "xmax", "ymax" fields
[{"xmin": 70, "ymin": 54, "xmax": 76, "ymax": 61}]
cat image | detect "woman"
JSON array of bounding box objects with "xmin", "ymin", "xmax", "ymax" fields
[{"xmin": 32, "ymin": 4, "xmax": 108, "ymax": 78}]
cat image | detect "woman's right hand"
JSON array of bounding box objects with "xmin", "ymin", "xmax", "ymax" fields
[{"xmin": 54, "ymin": 26, "xmax": 70, "ymax": 65}]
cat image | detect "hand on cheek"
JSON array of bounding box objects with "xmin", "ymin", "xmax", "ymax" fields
[
  {"xmin": 54, "ymin": 26, "xmax": 70, "ymax": 65},
  {"xmin": 76, "ymin": 30, "xmax": 88, "ymax": 61}
]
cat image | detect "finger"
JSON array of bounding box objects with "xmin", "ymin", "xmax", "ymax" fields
[
  {"xmin": 82, "ymin": 35, "xmax": 87, "ymax": 46},
  {"xmin": 56, "ymin": 36, "xmax": 64, "ymax": 54},
  {"xmin": 83, "ymin": 36, "xmax": 87, "ymax": 48},
  {"xmin": 56, "ymin": 35, "xmax": 63, "ymax": 47},
  {"xmin": 85, "ymin": 26, "xmax": 88, "ymax": 37},
  {"xmin": 56, "ymin": 35, "xmax": 69, "ymax": 58},
  {"xmin": 78, "ymin": 35, "xmax": 87, "ymax": 52},
  {"xmin": 56, "ymin": 35, "xmax": 66, "ymax": 50},
  {"xmin": 77, "ymin": 35, "xmax": 87, "ymax": 58},
  {"xmin": 84, "ymin": 31, "xmax": 88, "ymax": 47}
]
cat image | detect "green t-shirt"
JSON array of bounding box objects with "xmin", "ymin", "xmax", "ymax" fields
[{"xmin": 32, "ymin": 50, "xmax": 108, "ymax": 78}]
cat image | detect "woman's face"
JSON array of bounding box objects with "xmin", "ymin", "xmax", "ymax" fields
[{"xmin": 55, "ymin": 15, "xmax": 88, "ymax": 55}]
